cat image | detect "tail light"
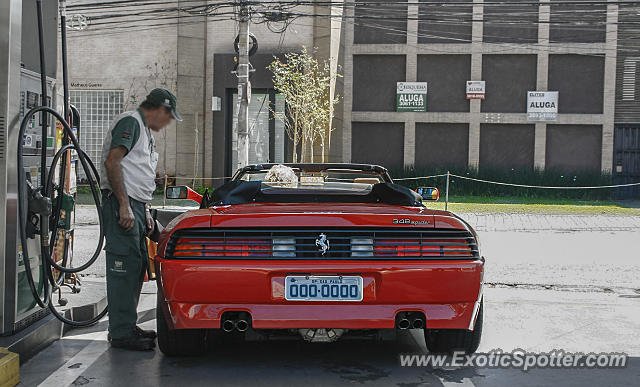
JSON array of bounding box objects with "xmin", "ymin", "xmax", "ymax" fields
[
  {"xmin": 375, "ymin": 239, "xmax": 420, "ymax": 257},
  {"xmin": 172, "ymin": 238, "xmax": 271, "ymax": 257},
  {"xmin": 373, "ymin": 238, "xmax": 472, "ymax": 258}
]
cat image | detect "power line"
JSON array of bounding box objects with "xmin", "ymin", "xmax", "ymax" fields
[{"xmin": 64, "ymin": 0, "xmax": 640, "ymax": 55}]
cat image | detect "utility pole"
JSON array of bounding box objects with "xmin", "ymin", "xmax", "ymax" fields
[{"xmin": 236, "ymin": 2, "xmax": 250, "ymax": 168}]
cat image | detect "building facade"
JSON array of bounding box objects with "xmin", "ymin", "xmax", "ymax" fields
[
  {"xmin": 63, "ymin": 0, "xmax": 634, "ymax": 186},
  {"xmin": 343, "ymin": 0, "xmax": 618, "ymax": 174}
]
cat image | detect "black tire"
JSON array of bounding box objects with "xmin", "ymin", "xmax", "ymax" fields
[
  {"xmin": 156, "ymin": 292, "xmax": 207, "ymax": 356},
  {"xmin": 424, "ymin": 299, "xmax": 483, "ymax": 354}
]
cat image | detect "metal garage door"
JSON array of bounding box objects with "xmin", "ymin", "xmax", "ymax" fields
[{"xmin": 613, "ymin": 125, "xmax": 640, "ymax": 199}]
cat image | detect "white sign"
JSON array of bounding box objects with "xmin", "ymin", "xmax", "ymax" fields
[
  {"xmin": 397, "ymin": 82, "xmax": 428, "ymax": 94},
  {"xmin": 466, "ymin": 81, "xmax": 485, "ymax": 99},
  {"xmin": 212, "ymin": 96, "xmax": 222, "ymax": 111},
  {"xmin": 396, "ymin": 82, "xmax": 428, "ymax": 112},
  {"xmin": 527, "ymin": 91, "xmax": 558, "ymax": 121}
]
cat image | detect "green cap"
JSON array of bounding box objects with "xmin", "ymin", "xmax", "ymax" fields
[{"xmin": 144, "ymin": 88, "xmax": 182, "ymax": 121}]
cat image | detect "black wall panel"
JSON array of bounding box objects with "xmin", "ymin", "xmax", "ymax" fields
[
  {"xmin": 546, "ymin": 125, "xmax": 602, "ymax": 172},
  {"xmin": 482, "ymin": 55, "xmax": 537, "ymax": 113},
  {"xmin": 418, "ymin": 0, "xmax": 473, "ymax": 44},
  {"xmin": 548, "ymin": 54, "xmax": 604, "ymax": 114},
  {"xmin": 549, "ymin": 2, "xmax": 606, "ymax": 43},
  {"xmin": 417, "ymin": 55, "xmax": 471, "ymax": 112},
  {"xmin": 483, "ymin": 0, "xmax": 538, "ymax": 43},
  {"xmin": 353, "ymin": 55, "xmax": 406, "ymax": 111},
  {"xmin": 354, "ymin": 0, "xmax": 408, "ymax": 44},
  {"xmin": 415, "ymin": 123, "xmax": 469, "ymax": 169},
  {"xmin": 480, "ymin": 124, "xmax": 535, "ymax": 170},
  {"xmin": 352, "ymin": 122, "xmax": 405, "ymax": 169}
]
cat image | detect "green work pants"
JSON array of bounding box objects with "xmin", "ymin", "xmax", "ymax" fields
[{"xmin": 102, "ymin": 191, "xmax": 149, "ymax": 340}]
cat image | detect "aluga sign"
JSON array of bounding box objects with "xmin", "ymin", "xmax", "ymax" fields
[
  {"xmin": 397, "ymin": 82, "xmax": 427, "ymax": 112},
  {"xmin": 527, "ymin": 91, "xmax": 558, "ymax": 121}
]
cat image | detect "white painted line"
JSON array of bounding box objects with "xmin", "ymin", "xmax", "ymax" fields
[
  {"xmin": 436, "ymin": 375, "xmax": 475, "ymax": 387},
  {"xmin": 38, "ymin": 293, "xmax": 157, "ymax": 387},
  {"xmin": 37, "ymin": 331, "xmax": 109, "ymax": 387}
]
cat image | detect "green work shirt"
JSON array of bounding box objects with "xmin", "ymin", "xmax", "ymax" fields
[{"xmin": 100, "ymin": 109, "xmax": 158, "ymax": 203}]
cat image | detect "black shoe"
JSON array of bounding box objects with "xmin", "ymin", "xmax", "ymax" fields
[
  {"xmin": 110, "ymin": 335, "xmax": 156, "ymax": 351},
  {"xmin": 136, "ymin": 326, "xmax": 157, "ymax": 339}
]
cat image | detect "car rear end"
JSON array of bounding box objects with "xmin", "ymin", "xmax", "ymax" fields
[{"xmin": 155, "ymin": 210, "xmax": 484, "ymax": 337}]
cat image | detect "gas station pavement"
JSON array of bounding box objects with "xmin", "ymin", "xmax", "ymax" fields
[
  {"xmin": 19, "ymin": 285, "xmax": 640, "ymax": 386},
  {"xmin": 15, "ymin": 208, "xmax": 640, "ymax": 386}
]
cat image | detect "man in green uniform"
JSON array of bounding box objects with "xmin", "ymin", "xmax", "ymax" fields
[{"xmin": 100, "ymin": 88, "xmax": 181, "ymax": 350}]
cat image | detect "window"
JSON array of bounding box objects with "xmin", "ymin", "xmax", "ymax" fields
[{"xmin": 69, "ymin": 90, "xmax": 124, "ymax": 177}]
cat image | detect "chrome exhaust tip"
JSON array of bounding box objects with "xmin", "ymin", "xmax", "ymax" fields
[
  {"xmin": 397, "ymin": 318, "xmax": 411, "ymax": 330},
  {"xmin": 222, "ymin": 319, "xmax": 236, "ymax": 332},
  {"xmin": 236, "ymin": 319, "xmax": 249, "ymax": 332},
  {"xmin": 412, "ymin": 318, "xmax": 424, "ymax": 329}
]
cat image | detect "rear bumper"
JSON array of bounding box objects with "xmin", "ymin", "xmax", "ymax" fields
[
  {"xmin": 165, "ymin": 302, "xmax": 479, "ymax": 330},
  {"xmin": 156, "ymin": 258, "xmax": 484, "ymax": 331}
]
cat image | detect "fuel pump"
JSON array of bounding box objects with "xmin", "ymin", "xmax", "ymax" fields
[{"xmin": 13, "ymin": 0, "xmax": 107, "ymax": 329}]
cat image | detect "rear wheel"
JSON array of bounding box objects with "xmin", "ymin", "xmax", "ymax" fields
[
  {"xmin": 156, "ymin": 292, "xmax": 207, "ymax": 356},
  {"xmin": 424, "ymin": 299, "xmax": 483, "ymax": 354}
]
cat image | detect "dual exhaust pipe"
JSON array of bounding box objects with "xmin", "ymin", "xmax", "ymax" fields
[
  {"xmin": 221, "ymin": 312, "xmax": 251, "ymax": 333},
  {"xmin": 396, "ymin": 312, "xmax": 425, "ymax": 330}
]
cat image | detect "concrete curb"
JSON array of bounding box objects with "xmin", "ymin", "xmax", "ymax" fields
[{"xmin": 0, "ymin": 297, "xmax": 107, "ymax": 363}]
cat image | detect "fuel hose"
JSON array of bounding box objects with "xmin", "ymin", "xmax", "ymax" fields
[
  {"xmin": 14, "ymin": 0, "xmax": 110, "ymax": 327},
  {"xmin": 17, "ymin": 106, "xmax": 108, "ymax": 326}
]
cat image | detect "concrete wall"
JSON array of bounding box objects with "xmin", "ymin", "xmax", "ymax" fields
[
  {"xmin": 65, "ymin": 13, "xmax": 178, "ymax": 177},
  {"xmin": 62, "ymin": 0, "xmax": 621, "ymax": 178},
  {"xmin": 343, "ymin": 0, "xmax": 618, "ymax": 174},
  {"xmin": 64, "ymin": 0, "xmax": 316, "ymax": 181}
]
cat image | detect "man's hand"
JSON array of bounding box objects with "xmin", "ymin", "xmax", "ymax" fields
[
  {"xmin": 145, "ymin": 209, "xmax": 155, "ymax": 233},
  {"xmin": 105, "ymin": 146, "xmax": 135, "ymax": 231},
  {"xmin": 119, "ymin": 204, "xmax": 135, "ymax": 231}
]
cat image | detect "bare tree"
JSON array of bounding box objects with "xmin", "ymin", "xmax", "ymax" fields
[{"xmin": 267, "ymin": 47, "xmax": 341, "ymax": 162}]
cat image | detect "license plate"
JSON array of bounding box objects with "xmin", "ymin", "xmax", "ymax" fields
[{"xmin": 285, "ymin": 276, "xmax": 363, "ymax": 301}]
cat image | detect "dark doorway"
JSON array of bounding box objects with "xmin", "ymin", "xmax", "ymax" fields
[{"xmin": 613, "ymin": 124, "xmax": 640, "ymax": 198}]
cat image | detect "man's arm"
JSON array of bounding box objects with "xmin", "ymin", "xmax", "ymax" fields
[{"xmin": 104, "ymin": 146, "xmax": 135, "ymax": 231}]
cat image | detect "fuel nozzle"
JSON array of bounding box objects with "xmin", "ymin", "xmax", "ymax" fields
[{"xmin": 25, "ymin": 180, "xmax": 52, "ymax": 244}]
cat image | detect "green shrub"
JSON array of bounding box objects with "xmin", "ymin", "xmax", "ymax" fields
[{"xmin": 390, "ymin": 167, "xmax": 615, "ymax": 200}]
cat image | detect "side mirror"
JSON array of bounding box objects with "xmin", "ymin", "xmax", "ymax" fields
[
  {"xmin": 416, "ymin": 187, "xmax": 439, "ymax": 201},
  {"xmin": 166, "ymin": 186, "xmax": 203, "ymax": 203}
]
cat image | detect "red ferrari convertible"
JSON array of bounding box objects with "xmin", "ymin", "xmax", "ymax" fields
[{"xmin": 152, "ymin": 164, "xmax": 484, "ymax": 356}]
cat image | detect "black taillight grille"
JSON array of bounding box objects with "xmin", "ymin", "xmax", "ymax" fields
[{"xmin": 165, "ymin": 228, "xmax": 479, "ymax": 260}]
